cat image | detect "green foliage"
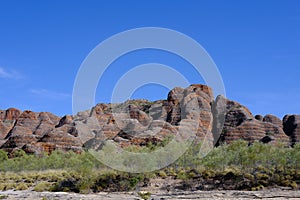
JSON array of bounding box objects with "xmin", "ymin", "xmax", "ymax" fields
[
  {"xmin": 12, "ymin": 150, "xmax": 27, "ymax": 158},
  {"xmin": 0, "ymin": 140, "xmax": 299, "ymax": 192},
  {"xmin": 0, "ymin": 150, "xmax": 102, "ymax": 172},
  {"xmin": 138, "ymin": 191, "xmax": 152, "ymax": 200},
  {"xmin": 93, "ymin": 172, "xmax": 146, "ymax": 192},
  {"xmin": 157, "ymin": 170, "xmax": 167, "ymax": 178},
  {"xmin": 176, "ymin": 170, "xmax": 189, "ymax": 180},
  {"xmin": 251, "ymin": 184, "xmax": 264, "ymax": 191},
  {"xmin": 0, "ymin": 150, "xmax": 8, "ymax": 161},
  {"xmin": 15, "ymin": 182, "xmax": 29, "ymax": 190},
  {"xmin": 34, "ymin": 181, "xmax": 52, "ymax": 192}
]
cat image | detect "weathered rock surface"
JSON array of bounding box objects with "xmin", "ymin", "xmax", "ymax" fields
[
  {"xmin": 0, "ymin": 108, "xmax": 21, "ymax": 121},
  {"xmin": 255, "ymin": 114, "xmax": 263, "ymax": 121},
  {"xmin": 84, "ymin": 84, "xmax": 215, "ymax": 150},
  {"xmin": 263, "ymin": 114, "xmax": 283, "ymax": 129},
  {"xmin": 214, "ymin": 96, "xmax": 290, "ymax": 146},
  {"xmin": 0, "ymin": 109, "xmax": 81, "ymax": 155},
  {"xmin": 0, "ymin": 84, "xmax": 298, "ymax": 155},
  {"xmin": 283, "ymin": 114, "xmax": 300, "ymax": 146},
  {"xmin": 0, "ymin": 108, "xmax": 21, "ymax": 142}
]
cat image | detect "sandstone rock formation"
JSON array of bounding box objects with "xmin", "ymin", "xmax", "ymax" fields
[
  {"xmin": 84, "ymin": 84, "xmax": 215, "ymax": 150},
  {"xmin": 0, "ymin": 108, "xmax": 21, "ymax": 142},
  {"xmin": 0, "ymin": 110, "xmax": 81, "ymax": 155},
  {"xmin": 263, "ymin": 114, "xmax": 283, "ymax": 129},
  {"xmin": 213, "ymin": 96, "xmax": 290, "ymax": 146},
  {"xmin": 254, "ymin": 115, "xmax": 263, "ymax": 121},
  {"xmin": 283, "ymin": 114, "xmax": 300, "ymax": 146},
  {"xmin": 0, "ymin": 84, "xmax": 298, "ymax": 155}
]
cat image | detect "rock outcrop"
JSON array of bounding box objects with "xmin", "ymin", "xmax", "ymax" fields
[
  {"xmin": 283, "ymin": 115, "xmax": 300, "ymax": 146},
  {"xmin": 214, "ymin": 96, "xmax": 290, "ymax": 146},
  {"xmin": 0, "ymin": 84, "xmax": 298, "ymax": 155},
  {"xmin": 84, "ymin": 84, "xmax": 215, "ymax": 150},
  {"xmin": 0, "ymin": 110, "xmax": 81, "ymax": 155},
  {"xmin": 0, "ymin": 108, "xmax": 21, "ymax": 142},
  {"xmin": 263, "ymin": 114, "xmax": 283, "ymax": 129}
]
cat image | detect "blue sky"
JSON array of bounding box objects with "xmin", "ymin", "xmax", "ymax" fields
[{"xmin": 0, "ymin": 0, "xmax": 299, "ymax": 118}]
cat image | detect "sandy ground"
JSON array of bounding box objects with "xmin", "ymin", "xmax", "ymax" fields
[
  {"xmin": 0, "ymin": 178, "xmax": 299, "ymax": 199},
  {"xmin": 0, "ymin": 189, "xmax": 300, "ymax": 200}
]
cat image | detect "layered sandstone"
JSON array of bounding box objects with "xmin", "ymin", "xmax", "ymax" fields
[
  {"xmin": 283, "ymin": 114, "xmax": 300, "ymax": 146},
  {"xmin": 0, "ymin": 84, "xmax": 297, "ymax": 155},
  {"xmin": 213, "ymin": 96, "xmax": 290, "ymax": 146}
]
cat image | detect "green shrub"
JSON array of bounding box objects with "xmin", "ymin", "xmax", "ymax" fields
[
  {"xmin": 0, "ymin": 150, "xmax": 8, "ymax": 161},
  {"xmin": 0, "ymin": 184, "xmax": 6, "ymax": 191},
  {"xmin": 280, "ymin": 179, "xmax": 298, "ymax": 189},
  {"xmin": 290, "ymin": 181, "xmax": 298, "ymax": 189},
  {"xmin": 138, "ymin": 191, "xmax": 152, "ymax": 200},
  {"xmin": 176, "ymin": 170, "xmax": 188, "ymax": 180},
  {"xmin": 251, "ymin": 184, "xmax": 264, "ymax": 191},
  {"xmin": 15, "ymin": 182, "xmax": 29, "ymax": 190},
  {"xmin": 255, "ymin": 173, "xmax": 270, "ymax": 181},
  {"xmin": 0, "ymin": 140, "xmax": 298, "ymax": 192},
  {"xmin": 34, "ymin": 181, "xmax": 52, "ymax": 192},
  {"xmin": 157, "ymin": 170, "xmax": 167, "ymax": 178}
]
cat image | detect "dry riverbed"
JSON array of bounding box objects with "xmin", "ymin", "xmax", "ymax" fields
[
  {"xmin": 0, "ymin": 177, "xmax": 299, "ymax": 200},
  {"xmin": 1, "ymin": 189, "xmax": 300, "ymax": 200}
]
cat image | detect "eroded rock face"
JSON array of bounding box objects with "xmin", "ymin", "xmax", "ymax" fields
[
  {"xmin": 263, "ymin": 114, "xmax": 283, "ymax": 129},
  {"xmin": 0, "ymin": 108, "xmax": 21, "ymax": 141},
  {"xmin": 0, "ymin": 84, "xmax": 298, "ymax": 155},
  {"xmin": 283, "ymin": 115, "xmax": 300, "ymax": 146},
  {"xmin": 1, "ymin": 84, "xmax": 215, "ymax": 155},
  {"xmin": 84, "ymin": 84, "xmax": 215, "ymax": 150},
  {"xmin": 255, "ymin": 115, "xmax": 263, "ymax": 121},
  {"xmin": 56, "ymin": 115, "xmax": 73, "ymax": 128},
  {"xmin": 39, "ymin": 128, "xmax": 82, "ymax": 153},
  {"xmin": 0, "ymin": 109, "xmax": 82, "ymax": 155},
  {"xmin": 214, "ymin": 96, "xmax": 290, "ymax": 146},
  {"xmin": 0, "ymin": 108, "xmax": 21, "ymax": 121}
]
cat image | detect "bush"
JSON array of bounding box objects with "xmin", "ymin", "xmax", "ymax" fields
[
  {"xmin": 0, "ymin": 140, "xmax": 299, "ymax": 192},
  {"xmin": 138, "ymin": 191, "xmax": 152, "ymax": 200},
  {"xmin": 15, "ymin": 182, "xmax": 29, "ymax": 190},
  {"xmin": 0, "ymin": 150, "xmax": 8, "ymax": 161},
  {"xmin": 157, "ymin": 170, "xmax": 167, "ymax": 178},
  {"xmin": 34, "ymin": 181, "xmax": 52, "ymax": 192}
]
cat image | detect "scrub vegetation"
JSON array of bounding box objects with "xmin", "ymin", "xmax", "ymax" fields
[{"xmin": 0, "ymin": 140, "xmax": 299, "ymax": 193}]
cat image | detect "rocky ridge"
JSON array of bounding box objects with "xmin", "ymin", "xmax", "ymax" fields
[{"xmin": 0, "ymin": 84, "xmax": 298, "ymax": 155}]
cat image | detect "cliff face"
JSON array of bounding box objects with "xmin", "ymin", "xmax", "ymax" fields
[{"xmin": 0, "ymin": 84, "xmax": 297, "ymax": 155}]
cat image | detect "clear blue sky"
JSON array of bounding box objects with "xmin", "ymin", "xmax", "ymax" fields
[{"xmin": 0, "ymin": 0, "xmax": 299, "ymax": 118}]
